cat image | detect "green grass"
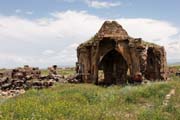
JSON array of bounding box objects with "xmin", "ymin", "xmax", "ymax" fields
[
  {"xmin": 41, "ymin": 68, "xmax": 75, "ymax": 76},
  {"xmin": 0, "ymin": 77, "xmax": 180, "ymax": 120},
  {"xmin": 0, "ymin": 69, "xmax": 6, "ymax": 73},
  {"xmin": 60, "ymin": 69, "xmax": 75, "ymax": 76}
]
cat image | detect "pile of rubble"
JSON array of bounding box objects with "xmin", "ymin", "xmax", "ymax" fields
[
  {"xmin": 66, "ymin": 74, "xmax": 82, "ymax": 83},
  {"xmin": 0, "ymin": 89, "xmax": 25, "ymax": 98},
  {"xmin": 0, "ymin": 65, "xmax": 80, "ymax": 97},
  {"xmin": 167, "ymin": 67, "xmax": 180, "ymax": 77}
]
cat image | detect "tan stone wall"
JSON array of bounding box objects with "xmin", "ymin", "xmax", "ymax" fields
[{"xmin": 76, "ymin": 21, "xmax": 167, "ymax": 84}]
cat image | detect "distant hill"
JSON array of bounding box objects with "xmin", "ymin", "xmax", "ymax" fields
[
  {"xmin": 169, "ymin": 62, "xmax": 180, "ymax": 66},
  {"xmin": 168, "ymin": 58, "xmax": 180, "ymax": 66}
]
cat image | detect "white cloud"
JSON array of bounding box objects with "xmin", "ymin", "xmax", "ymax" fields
[
  {"xmin": 15, "ymin": 9, "xmax": 33, "ymax": 15},
  {"xmin": 0, "ymin": 10, "xmax": 179, "ymax": 68},
  {"xmin": 42, "ymin": 50, "xmax": 56, "ymax": 56},
  {"xmin": 115, "ymin": 18, "xmax": 179, "ymax": 49},
  {"xmin": 164, "ymin": 36, "xmax": 180, "ymax": 61},
  {"xmin": 0, "ymin": 11, "xmax": 103, "ymax": 68},
  {"xmin": 15, "ymin": 9, "xmax": 22, "ymax": 13},
  {"xmin": 87, "ymin": 0, "xmax": 121, "ymax": 8},
  {"xmin": 26, "ymin": 11, "xmax": 33, "ymax": 15},
  {"xmin": 117, "ymin": 18, "xmax": 178, "ymax": 42},
  {"xmin": 62, "ymin": 0, "xmax": 121, "ymax": 8}
]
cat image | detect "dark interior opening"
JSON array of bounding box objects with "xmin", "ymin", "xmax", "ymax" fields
[
  {"xmin": 145, "ymin": 47, "xmax": 161, "ymax": 80},
  {"xmin": 98, "ymin": 49, "xmax": 128, "ymax": 85}
]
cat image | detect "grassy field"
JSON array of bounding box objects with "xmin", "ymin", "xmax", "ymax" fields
[
  {"xmin": 0, "ymin": 75, "xmax": 180, "ymax": 120},
  {"xmin": 41, "ymin": 68, "xmax": 75, "ymax": 76}
]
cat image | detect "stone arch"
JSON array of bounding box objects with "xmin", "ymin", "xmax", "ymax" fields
[
  {"xmin": 98, "ymin": 38, "xmax": 116, "ymax": 57},
  {"xmin": 98, "ymin": 49, "xmax": 128, "ymax": 85},
  {"xmin": 116, "ymin": 43, "xmax": 132, "ymax": 76}
]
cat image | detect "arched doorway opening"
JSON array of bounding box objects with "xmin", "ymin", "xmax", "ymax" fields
[
  {"xmin": 98, "ymin": 49, "xmax": 128, "ymax": 85},
  {"xmin": 145, "ymin": 47, "xmax": 161, "ymax": 80}
]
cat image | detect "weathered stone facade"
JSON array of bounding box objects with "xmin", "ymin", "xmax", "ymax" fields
[{"xmin": 76, "ymin": 21, "xmax": 167, "ymax": 85}]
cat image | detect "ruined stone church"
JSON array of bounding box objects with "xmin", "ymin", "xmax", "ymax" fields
[{"xmin": 76, "ymin": 21, "xmax": 167, "ymax": 85}]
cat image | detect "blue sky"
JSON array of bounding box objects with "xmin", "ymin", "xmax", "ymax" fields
[
  {"xmin": 0, "ymin": 0, "xmax": 179, "ymax": 25},
  {"xmin": 0, "ymin": 0, "xmax": 179, "ymax": 68}
]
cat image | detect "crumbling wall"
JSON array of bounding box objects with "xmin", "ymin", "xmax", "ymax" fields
[
  {"xmin": 145, "ymin": 46, "xmax": 167, "ymax": 80},
  {"xmin": 77, "ymin": 21, "xmax": 167, "ymax": 85},
  {"xmin": 0, "ymin": 65, "xmax": 66, "ymax": 91}
]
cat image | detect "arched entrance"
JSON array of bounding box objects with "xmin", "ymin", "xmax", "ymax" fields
[
  {"xmin": 145, "ymin": 47, "xmax": 161, "ymax": 80},
  {"xmin": 98, "ymin": 49, "xmax": 128, "ymax": 85}
]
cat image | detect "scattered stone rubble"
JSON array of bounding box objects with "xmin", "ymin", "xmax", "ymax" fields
[
  {"xmin": 0, "ymin": 65, "xmax": 80, "ymax": 97},
  {"xmin": 0, "ymin": 89, "xmax": 25, "ymax": 98},
  {"xmin": 167, "ymin": 67, "xmax": 180, "ymax": 77}
]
